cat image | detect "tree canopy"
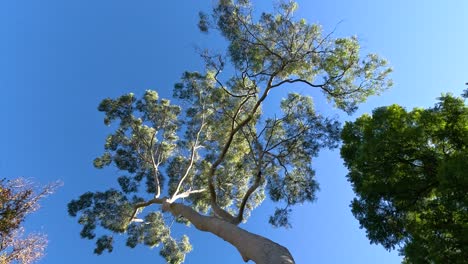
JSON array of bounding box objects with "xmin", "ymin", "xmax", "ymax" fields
[
  {"xmin": 341, "ymin": 90, "xmax": 468, "ymax": 263},
  {"xmin": 68, "ymin": 1, "xmax": 391, "ymax": 263},
  {"xmin": 0, "ymin": 178, "xmax": 56, "ymax": 264}
]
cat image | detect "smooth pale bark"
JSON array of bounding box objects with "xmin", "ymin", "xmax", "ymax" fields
[{"xmin": 162, "ymin": 201, "xmax": 295, "ymax": 264}]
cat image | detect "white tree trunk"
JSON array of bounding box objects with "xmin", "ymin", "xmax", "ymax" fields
[{"xmin": 163, "ymin": 201, "xmax": 295, "ymax": 264}]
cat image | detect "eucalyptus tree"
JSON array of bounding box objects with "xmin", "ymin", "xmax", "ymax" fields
[
  {"xmin": 68, "ymin": 1, "xmax": 391, "ymax": 263},
  {"xmin": 341, "ymin": 91, "xmax": 468, "ymax": 263}
]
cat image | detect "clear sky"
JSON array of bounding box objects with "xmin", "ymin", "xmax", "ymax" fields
[{"xmin": 1, "ymin": 0, "xmax": 466, "ymax": 263}]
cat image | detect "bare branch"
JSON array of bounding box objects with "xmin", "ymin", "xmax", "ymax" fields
[
  {"xmin": 269, "ymin": 78, "xmax": 325, "ymax": 89},
  {"xmin": 172, "ymin": 121, "xmax": 205, "ymax": 199},
  {"xmin": 129, "ymin": 197, "xmax": 165, "ymax": 222},
  {"xmin": 171, "ymin": 189, "xmax": 207, "ymax": 202},
  {"xmin": 149, "ymin": 130, "xmax": 161, "ymax": 198}
]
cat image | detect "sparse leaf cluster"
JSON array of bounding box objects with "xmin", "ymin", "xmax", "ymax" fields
[{"xmin": 0, "ymin": 178, "xmax": 56, "ymax": 264}]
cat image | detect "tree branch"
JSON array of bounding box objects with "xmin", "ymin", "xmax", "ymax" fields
[
  {"xmin": 207, "ymin": 75, "xmax": 276, "ymax": 222},
  {"xmin": 171, "ymin": 189, "xmax": 207, "ymax": 202},
  {"xmin": 234, "ymin": 12, "xmax": 284, "ymax": 62},
  {"xmin": 148, "ymin": 130, "xmax": 161, "ymax": 198},
  {"xmin": 172, "ymin": 120, "xmax": 205, "ymax": 199},
  {"xmin": 234, "ymin": 170, "xmax": 262, "ymax": 224},
  {"xmin": 129, "ymin": 197, "xmax": 165, "ymax": 222}
]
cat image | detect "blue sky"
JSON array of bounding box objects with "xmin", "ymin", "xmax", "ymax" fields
[{"xmin": 1, "ymin": 0, "xmax": 466, "ymax": 263}]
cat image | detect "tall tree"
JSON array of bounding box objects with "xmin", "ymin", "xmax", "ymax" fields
[
  {"xmin": 0, "ymin": 178, "xmax": 56, "ymax": 264},
  {"xmin": 341, "ymin": 90, "xmax": 468, "ymax": 263},
  {"xmin": 68, "ymin": 1, "xmax": 391, "ymax": 263}
]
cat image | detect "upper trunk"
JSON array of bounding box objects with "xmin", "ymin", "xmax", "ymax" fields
[{"xmin": 163, "ymin": 201, "xmax": 295, "ymax": 264}]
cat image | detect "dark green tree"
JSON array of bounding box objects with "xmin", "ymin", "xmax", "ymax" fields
[
  {"xmin": 341, "ymin": 90, "xmax": 468, "ymax": 263},
  {"xmin": 68, "ymin": 1, "xmax": 391, "ymax": 263}
]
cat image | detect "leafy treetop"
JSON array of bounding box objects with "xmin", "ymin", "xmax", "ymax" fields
[{"xmin": 341, "ymin": 90, "xmax": 468, "ymax": 263}]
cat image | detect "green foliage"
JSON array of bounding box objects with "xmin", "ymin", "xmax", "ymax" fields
[
  {"xmin": 341, "ymin": 92, "xmax": 468, "ymax": 263},
  {"xmin": 159, "ymin": 236, "xmax": 192, "ymax": 264},
  {"xmin": 69, "ymin": 0, "xmax": 392, "ymax": 262},
  {"xmin": 210, "ymin": 0, "xmax": 392, "ymax": 113},
  {"xmin": 126, "ymin": 212, "xmax": 170, "ymax": 248},
  {"xmin": 94, "ymin": 236, "xmax": 113, "ymax": 255},
  {"xmin": 269, "ymin": 207, "xmax": 292, "ymax": 228}
]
